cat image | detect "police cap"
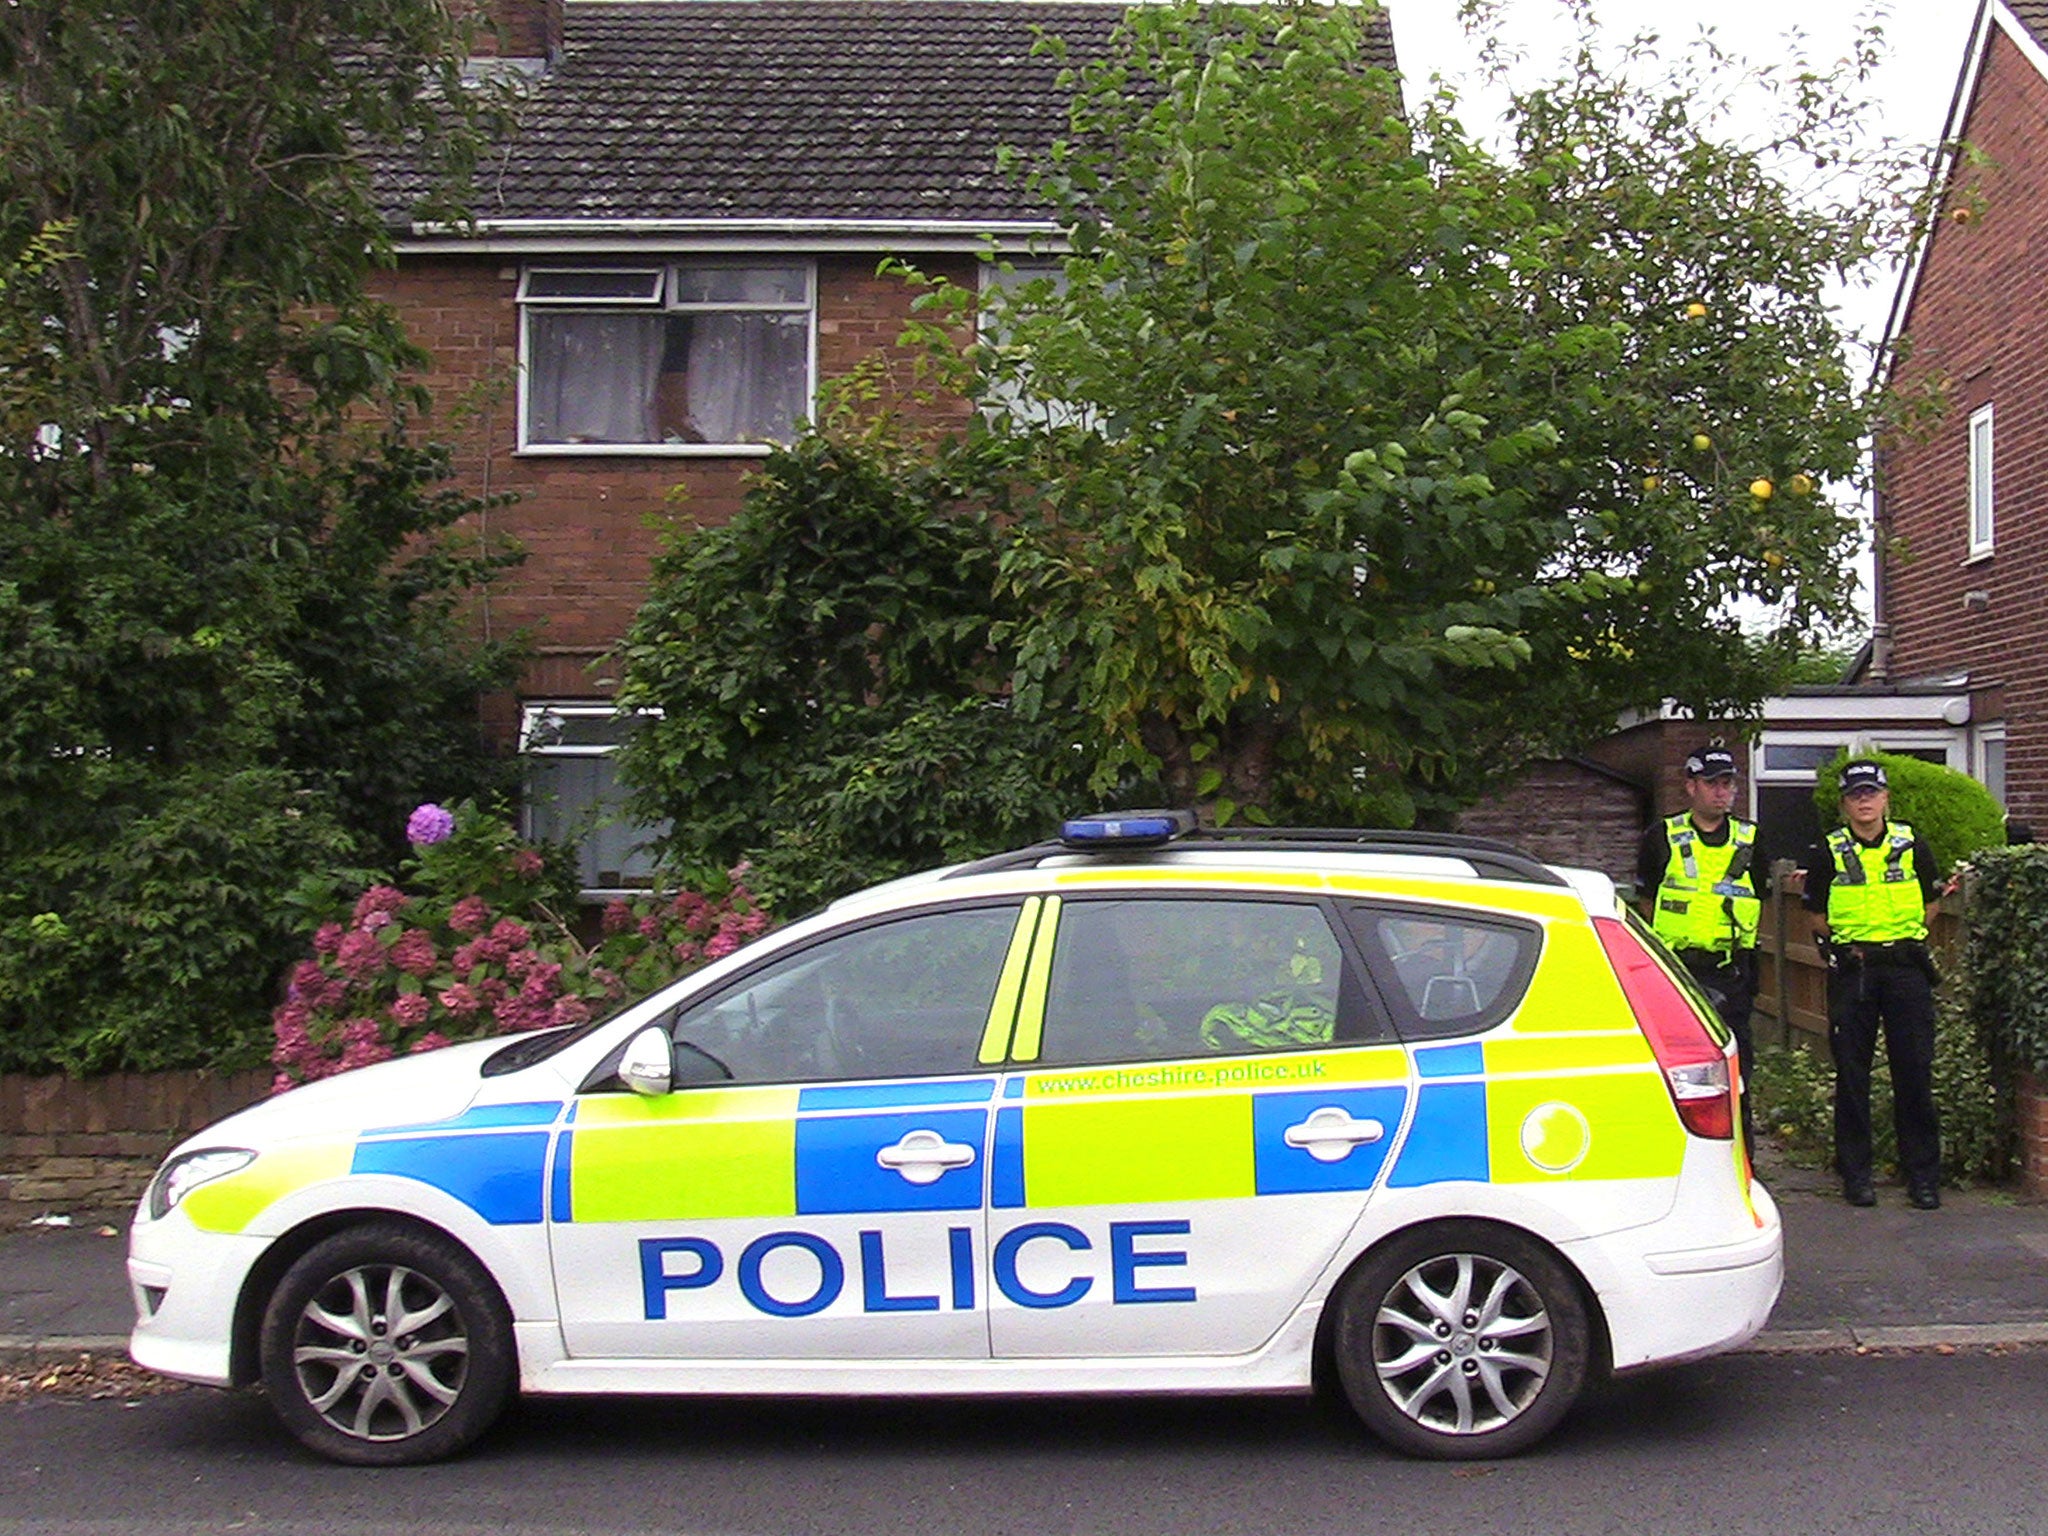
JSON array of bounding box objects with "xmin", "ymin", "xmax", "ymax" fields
[
  {"xmin": 1839, "ymin": 759, "xmax": 1888, "ymax": 794},
  {"xmin": 1685, "ymin": 747, "xmax": 1738, "ymax": 780}
]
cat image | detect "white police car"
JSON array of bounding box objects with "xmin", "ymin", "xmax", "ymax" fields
[{"xmin": 128, "ymin": 816, "xmax": 1780, "ymax": 1464}]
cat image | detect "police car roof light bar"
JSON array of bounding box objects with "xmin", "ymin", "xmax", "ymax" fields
[
  {"xmin": 1058, "ymin": 809, "xmax": 1198, "ymax": 848},
  {"xmin": 944, "ymin": 821, "xmax": 1566, "ymax": 886}
]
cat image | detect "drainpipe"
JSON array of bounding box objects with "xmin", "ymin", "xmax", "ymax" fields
[{"xmin": 1869, "ymin": 442, "xmax": 1892, "ymax": 685}]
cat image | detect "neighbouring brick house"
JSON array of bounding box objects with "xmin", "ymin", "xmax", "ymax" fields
[
  {"xmin": 373, "ymin": 0, "xmax": 1399, "ymax": 890},
  {"xmin": 1862, "ymin": 0, "xmax": 2048, "ymax": 830}
]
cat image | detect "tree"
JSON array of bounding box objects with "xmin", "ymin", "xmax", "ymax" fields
[
  {"xmin": 616, "ymin": 432, "xmax": 1096, "ymax": 914},
  {"xmin": 964, "ymin": 0, "xmax": 1924, "ymax": 825},
  {"xmin": 0, "ymin": 2, "xmax": 520, "ymax": 1071}
]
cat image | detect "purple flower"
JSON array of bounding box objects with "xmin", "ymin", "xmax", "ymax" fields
[{"xmin": 406, "ymin": 803, "xmax": 456, "ymax": 845}]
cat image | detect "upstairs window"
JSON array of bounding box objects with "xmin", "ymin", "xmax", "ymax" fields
[
  {"xmin": 1968, "ymin": 403, "xmax": 1994, "ymax": 557},
  {"xmin": 519, "ymin": 264, "xmax": 813, "ymax": 453}
]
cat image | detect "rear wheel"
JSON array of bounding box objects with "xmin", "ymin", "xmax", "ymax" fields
[
  {"xmin": 259, "ymin": 1222, "xmax": 515, "ymax": 1466},
  {"xmin": 1331, "ymin": 1221, "xmax": 1590, "ymax": 1459}
]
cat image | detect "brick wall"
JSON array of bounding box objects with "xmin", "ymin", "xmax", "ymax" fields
[
  {"xmin": 368, "ymin": 252, "xmax": 978, "ymax": 721},
  {"xmin": 1881, "ymin": 25, "xmax": 2048, "ymax": 827},
  {"xmin": 1454, "ymin": 759, "xmax": 1648, "ymax": 885},
  {"xmin": 2020, "ymin": 1069, "xmax": 2048, "ymax": 1199},
  {"xmin": 0, "ymin": 1072, "xmax": 272, "ymax": 1211}
]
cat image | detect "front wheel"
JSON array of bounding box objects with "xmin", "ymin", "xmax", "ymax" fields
[
  {"xmin": 1331, "ymin": 1221, "xmax": 1591, "ymax": 1459},
  {"xmin": 259, "ymin": 1222, "xmax": 516, "ymax": 1465}
]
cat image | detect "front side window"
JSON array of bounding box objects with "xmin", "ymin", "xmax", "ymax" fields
[
  {"xmin": 1345, "ymin": 906, "xmax": 1540, "ymax": 1039},
  {"xmin": 1968, "ymin": 403, "xmax": 1994, "ymax": 556},
  {"xmin": 664, "ymin": 906, "xmax": 1022, "ymax": 1084},
  {"xmin": 1034, "ymin": 898, "xmax": 1385, "ymax": 1067},
  {"xmin": 520, "ymin": 264, "xmax": 812, "ymax": 452}
]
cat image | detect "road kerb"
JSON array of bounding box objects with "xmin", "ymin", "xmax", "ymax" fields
[{"xmin": 0, "ymin": 1334, "xmax": 131, "ymax": 1368}]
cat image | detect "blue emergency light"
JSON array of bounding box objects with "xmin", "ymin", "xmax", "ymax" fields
[{"xmin": 1058, "ymin": 810, "xmax": 1198, "ymax": 849}]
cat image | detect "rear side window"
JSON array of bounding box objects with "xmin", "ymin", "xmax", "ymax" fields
[
  {"xmin": 1344, "ymin": 905, "xmax": 1541, "ymax": 1039},
  {"xmin": 1034, "ymin": 897, "xmax": 1391, "ymax": 1067}
]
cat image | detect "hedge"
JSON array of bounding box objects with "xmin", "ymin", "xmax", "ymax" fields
[{"xmin": 1966, "ymin": 845, "xmax": 2048, "ymax": 1078}]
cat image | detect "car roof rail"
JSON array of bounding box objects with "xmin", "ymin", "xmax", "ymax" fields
[{"xmin": 942, "ymin": 825, "xmax": 1569, "ymax": 888}]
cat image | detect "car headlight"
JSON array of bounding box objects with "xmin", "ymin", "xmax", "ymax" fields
[{"xmin": 146, "ymin": 1148, "xmax": 257, "ymax": 1221}]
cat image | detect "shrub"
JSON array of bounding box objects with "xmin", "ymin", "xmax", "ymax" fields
[
  {"xmin": 272, "ymin": 802, "xmax": 769, "ymax": 1088},
  {"xmin": 1750, "ymin": 975, "xmax": 2011, "ymax": 1187},
  {"xmin": 1812, "ymin": 748, "xmax": 2005, "ymax": 875},
  {"xmin": 1965, "ymin": 844, "xmax": 2048, "ymax": 1078}
]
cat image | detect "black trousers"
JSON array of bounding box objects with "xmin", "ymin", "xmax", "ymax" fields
[
  {"xmin": 1827, "ymin": 958, "xmax": 1940, "ymax": 1188},
  {"xmin": 1679, "ymin": 950, "xmax": 1756, "ymax": 1144}
]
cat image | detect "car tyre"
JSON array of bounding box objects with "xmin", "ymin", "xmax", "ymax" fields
[
  {"xmin": 1331, "ymin": 1220, "xmax": 1590, "ymax": 1460},
  {"xmin": 259, "ymin": 1221, "xmax": 516, "ymax": 1466}
]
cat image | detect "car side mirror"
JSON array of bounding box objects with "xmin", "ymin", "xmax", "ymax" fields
[{"xmin": 619, "ymin": 1025, "xmax": 675, "ymax": 1097}]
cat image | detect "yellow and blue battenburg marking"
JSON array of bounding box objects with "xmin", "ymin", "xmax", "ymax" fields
[{"xmin": 350, "ymin": 1101, "xmax": 567, "ymax": 1226}]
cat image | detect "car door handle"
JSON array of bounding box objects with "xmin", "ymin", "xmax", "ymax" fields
[
  {"xmin": 875, "ymin": 1129, "xmax": 978, "ymax": 1185},
  {"xmin": 1283, "ymin": 1107, "xmax": 1386, "ymax": 1164}
]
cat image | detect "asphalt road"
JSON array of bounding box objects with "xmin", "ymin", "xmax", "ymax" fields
[{"xmin": 6, "ymin": 1350, "xmax": 2046, "ymax": 1536}]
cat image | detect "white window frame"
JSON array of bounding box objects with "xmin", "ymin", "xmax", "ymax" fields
[
  {"xmin": 1974, "ymin": 723, "xmax": 2007, "ymax": 806},
  {"xmin": 1752, "ymin": 728, "xmax": 1966, "ymax": 803},
  {"xmin": 1967, "ymin": 403, "xmax": 1995, "ymax": 559},
  {"xmin": 515, "ymin": 261, "xmax": 817, "ymax": 457},
  {"xmin": 519, "ymin": 704, "xmax": 671, "ymax": 899}
]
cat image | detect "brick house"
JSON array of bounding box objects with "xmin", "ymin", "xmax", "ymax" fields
[
  {"xmin": 375, "ymin": 0, "xmax": 1397, "ymax": 889},
  {"xmin": 1862, "ymin": 0, "xmax": 2048, "ymax": 831}
]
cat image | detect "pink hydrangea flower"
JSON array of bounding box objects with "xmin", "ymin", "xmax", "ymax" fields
[
  {"xmin": 511, "ymin": 849, "xmax": 545, "ymax": 879},
  {"xmin": 352, "ymin": 885, "xmax": 408, "ymax": 930},
  {"xmin": 269, "ymin": 1071, "xmax": 297, "ymax": 1097},
  {"xmin": 448, "ymin": 895, "xmax": 491, "ymax": 935},
  {"xmin": 601, "ymin": 901, "xmax": 634, "ymax": 935},
  {"xmin": 339, "ymin": 1036, "xmax": 395, "ymax": 1071},
  {"xmin": 550, "ymin": 996, "xmax": 592, "ymax": 1026},
  {"xmin": 409, "ymin": 1032, "xmax": 452, "ymax": 1055},
  {"xmin": 311, "ymin": 923, "xmax": 345, "ymax": 957},
  {"xmin": 672, "ymin": 939, "xmax": 701, "ymax": 965},
  {"xmin": 704, "ymin": 932, "xmax": 740, "ymax": 961},
  {"xmin": 490, "ymin": 917, "xmax": 531, "ymax": 949},
  {"xmin": 389, "ymin": 993, "xmax": 432, "ymax": 1028},
  {"xmin": 437, "ymin": 983, "xmax": 482, "ymax": 1016},
  {"xmin": 389, "ymin": 928, "xmax": 439, "ymax": 978},
  {"xmin": 336, "ymin": 929, "xmax": 388, "ymax": 980}
]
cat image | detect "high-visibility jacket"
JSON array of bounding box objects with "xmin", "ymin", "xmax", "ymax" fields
[
  {"xmin": 1652, "ymin": 813, "xmax": 1760, "ymax": 957},
  {"xmin": 1824, "ymin": 821, "xmax": 1928, "ymax": 942}
]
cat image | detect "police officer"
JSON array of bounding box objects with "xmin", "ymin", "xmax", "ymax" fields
[
  {"xmin": 1799, "ymin": 759, "xmax": 1944, "ymax": 1209},
  {"xmin": 1637, "ymin": 746, "xmax": 1764, "ymax": 1142}
]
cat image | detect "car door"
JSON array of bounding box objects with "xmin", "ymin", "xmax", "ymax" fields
[
  {"xmin": 549, "ymin": 900, "xmax": 1032, "ymax": 1361},
  {"xmin": 984, "ymin": 892, "xmax": 1413, "ymax": 1359}
]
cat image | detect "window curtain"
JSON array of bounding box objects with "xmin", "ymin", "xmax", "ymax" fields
[
  {"xmin": 529, "ymin": 312, "xmax": 665, "ymax": 444},
  {"xmin": 686, "ymin": 312, "xmax": 806, "ymax": 444}
]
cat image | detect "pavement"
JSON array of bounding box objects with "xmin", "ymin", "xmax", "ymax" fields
[{"xmin": 4, "ymin": 1144, "xmax": 2047, "ymax": 1369}]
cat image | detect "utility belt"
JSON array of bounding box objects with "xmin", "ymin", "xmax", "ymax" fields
[
  {"xmin": 1675, "ymin": 946, "xmax": 1750, "ymax": 973},
  {"xmin": 1823, "ymin": 936, "xmax": 1940, "ymax": 988},
  {"xmin": 1835, "ymin": 938, "xmax": 1927, "ymax": 965}
]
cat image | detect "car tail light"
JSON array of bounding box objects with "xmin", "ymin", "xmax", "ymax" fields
[{"xmin": 1593, "ymin": 917, "xmax": 1734, "ymax": 1140}]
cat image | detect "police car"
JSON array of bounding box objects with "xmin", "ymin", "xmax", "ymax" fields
[{"xmin": 127, "ymin": 815, "xmax": 1781, "ymax": 1465}]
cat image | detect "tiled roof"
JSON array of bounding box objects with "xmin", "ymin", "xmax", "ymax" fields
[
  {"xmin": 2008, "ymin": 0, "xmax": 2048, "ymax": 52},
  {"xmin": 393, "ymin": 1, "xmax": 1399, "ymax": 230}
]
